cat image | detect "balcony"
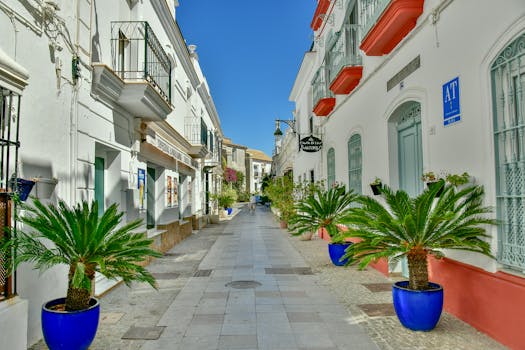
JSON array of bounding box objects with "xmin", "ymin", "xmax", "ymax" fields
[
  {"xmin": 184, "ymin": 117, "xmax": 209, "ymax": 158},
  {"xmin": 312, "ymin": 66, "xmax": 335, "ymax": 117},
  {"xmin": 91, "ymin": 21, "xmax": 172, "ymax": 120},
  {"xmin": 359, "ymin": 0, "xmax": 424, "ymax": 56},
  {"xmin": 311, "ymin": 0, "xmax": 331, "ymax": 31},
  {"xmin": 328, "ymin": 24, "xmax": 363, "ymax": 95}
]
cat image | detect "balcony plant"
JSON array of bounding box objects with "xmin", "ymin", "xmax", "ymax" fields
[
  {"xmin": 341, "ymin": 182, "xmax": 496, "ymax": 331},
  {"xmin": 289, "ymin": 184, "xmax": 358, "ymax": 265},
  {"xmin": 1, "ymin": 199, "xmax": 161, "ymax": 349},
  {"xmin": 369, "ymin": 177, "xmax": 382, "ymax": 195}
]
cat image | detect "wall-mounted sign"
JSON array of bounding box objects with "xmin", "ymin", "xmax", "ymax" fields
[
  {"xmin": 443, "ymin": 77, "xmax": 461, "ymax": 126},
  {"xmin": 300, "ymin": 135, "xmax": 323, "ymax": 152},
  {"xmin": 137, "ymin": 168, "xmax": 145, "ymax": 210}
]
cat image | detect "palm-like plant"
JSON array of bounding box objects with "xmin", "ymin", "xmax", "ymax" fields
[
  {"xmin": 341, "ymin": 183, "xmax": 496, "ymax": 290},
  {"xmin": 289, "ymin": 185, "xmax": 358, "ymax": 243},
  {"xmin": 4, "ymin": 199, "xmax": 162, "ymax": 311}
]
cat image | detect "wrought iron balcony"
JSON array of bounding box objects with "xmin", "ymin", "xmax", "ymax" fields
[
  {"xmin": 184, "ymin": 117, "xmax": 209, "ymax": 158},
  {"xmin": 327, "ymin": 24, "xmax": 363, "ymax": 95},
  {"xmin": 91, "ymin": 21, "xmax": 172, "ymax": 121},
  {"xmin": 312, "ymin": 66, "xmax": 335, "ymax": 117},
  {"xmin": 359, "ymin": 0, "xmax": 424, "ymax": 56},
  {"xmin": 111, "ymin": 21, "xmax": 171, "ymax": 101}
]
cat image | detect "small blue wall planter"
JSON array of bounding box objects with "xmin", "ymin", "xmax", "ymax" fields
[
  {"xmin": 392, "ymin": 281, "xmax": 444, "ymax": 331},
  {"xmin": 15, "ymin": 178, "xmax": 35, "ymax": 201},
  {"xmin": 42, "ymin": 297, "xmax": 100, "ymax": 350},
  {"xmin": 328, "ymin": 242, "xmax": 352, "ymax": 266}
]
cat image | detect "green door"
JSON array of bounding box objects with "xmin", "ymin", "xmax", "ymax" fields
[
  {"xmin": 397, "ymin": 103, "xmax": 422, "ymax": 277},
  {"xmin": 94, "ymin": 157, "xmax": 105, "ymax": 217},
  {"xmin": 147, "ymin": 167, "xmax": 155, "ymax": 229},
  {"xmin": 397, "ymin": 105, "xmax": 423, "ymax": 197}
]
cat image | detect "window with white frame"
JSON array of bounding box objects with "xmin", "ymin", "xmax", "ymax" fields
[
  {"xmin": 327, "ymin": 147, "xmax": 335, "ymax": 187},
  {"xmin": 347, "ymin": 134, "xmax": 362, "ymax": 194},
  {"xmin": 491, "ymin": 32, "xmax": 525, "ymax": 272}
]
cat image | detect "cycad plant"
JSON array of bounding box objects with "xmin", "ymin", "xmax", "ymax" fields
[
  {"xmin": 342, "ymin": 183, "xmax": 496, "ymax": 290},
  {"xmin": 289, "ymin": 184, "xmax": 358, "ymax": 243},
  {"xmin": 3, "ymin": 199, "xmax": 161, "ymax": 310}
]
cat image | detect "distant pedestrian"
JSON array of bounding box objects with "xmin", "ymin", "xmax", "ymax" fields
[{"xmin": 249, "ymin": 194, "xmax": 256, "ymax": 213}]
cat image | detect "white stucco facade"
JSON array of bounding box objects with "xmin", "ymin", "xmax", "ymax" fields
[{"xmin": 0, "ymin": 0, "xmax": 222, "ymax": 348}]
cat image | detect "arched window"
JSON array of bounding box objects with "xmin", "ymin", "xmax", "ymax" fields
[
  {"xmin": 492, "ymin": 32, "xmax": 525, "ymax": 271},
  {"xmin": 347, "ymin": 134, "xmax": 362, "ymax": 194},
  {"xmin": 327, "ymin": 148, "xmax": 336, "ymax": 187}
]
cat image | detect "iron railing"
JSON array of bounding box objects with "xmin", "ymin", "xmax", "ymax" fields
[
  {"xmin": 312, "ymin": 65, "xmax": 333, "ymax": 107},
  {"xmin": 185, "ymin": 116, "xmax": 210, "ymax": 150},
  {"xmin": 327, "ymin": 24, "xmax": 362, "ymax": 84},
  {"xmin": 359, "ymin": 0, "xmax": 390, "ymax": 40},
  {"xmin": 111, "ymin": 21, "xmax": 171, "ymax": 103},
  {"xmin": 0, "ymin": 86, "xmax": 21, "ymax": 300}
]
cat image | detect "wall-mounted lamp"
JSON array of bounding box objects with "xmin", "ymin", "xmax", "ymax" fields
[{"xmin": 273, "ymin": 119, "xmax": 296, "ymax": 136}]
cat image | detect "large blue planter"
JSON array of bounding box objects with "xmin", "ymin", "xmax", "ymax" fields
[
  {"xmin": 392, "ymin": 281, "xmax": 444, "ymax": 331},
  {"xmin": 42, "ymin": 297, "xmax": 100, "ymax": 350},
  {"xmin": 328, "ymin": 242, "xmax": 352, "ymax": 266}
]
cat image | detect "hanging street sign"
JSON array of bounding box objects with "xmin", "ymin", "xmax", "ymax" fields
[
  {"xmin": 442, "ymin": 76, "xmax": 461, "ymax": 126},
  {"xmin": 300, "ymin": 135, "xmax": 323, "ymax": 152}
]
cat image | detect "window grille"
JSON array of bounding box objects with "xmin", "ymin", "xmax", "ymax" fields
[
  {"xmin": 327, "ymin": 148, "xmax": 335, "ymax": 188},
  {"xmin": 492, "ymin": 32, "xmax": 525, "ymax": 272},
  {"xmin": 0, "ymin": 86, "xmax": 21, "ymax": 300},
  {"xmin": 348, "ymin": 134, "xmax": 362, "ymax": 194}
]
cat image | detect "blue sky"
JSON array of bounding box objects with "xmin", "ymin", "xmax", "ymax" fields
[{"xmin": 177, "ymin": 0, "xmax": 317, "ymax": 157}]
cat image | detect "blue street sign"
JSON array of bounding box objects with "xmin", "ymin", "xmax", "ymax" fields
[{"xmin": 443, "ymin": 77, "xmax": 461, "ymax": 126}]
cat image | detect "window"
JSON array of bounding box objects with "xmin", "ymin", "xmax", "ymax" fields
[
  {"xmin": 232, "ymin": 148, "xmax": 237, "ymax": 162},
  {"xmin": 309, "ymin": 115, "xmax": 314, "ymax": 134},
  {"xmin": 492, "ymin": 32, "xmax": 525, "ymax": 271},
  {"xmin": 327, "ymin": 148, "xmax": 336, "ymax": 187},
  {"xmin": 310, "ymin": 169, "xmax": 315, "ymax": 183},
  {"xmin": 348, "ymin": 134, "xmax": 362, "ymax": 194},
  {"xmin": 0, "ymin": 85, "xmax": 22, "ymax": 300},
  {"xmin": 94, "ymin": 157, "xmax": 105, "ymax": 216},
  {"xmin": 200, "ymin": 118, "xmax": 208, "ymax": 146}
]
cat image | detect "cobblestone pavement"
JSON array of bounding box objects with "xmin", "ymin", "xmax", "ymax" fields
[{"xmin": 29, "ymin": 205, "xmax": 507, "ymax": 350}]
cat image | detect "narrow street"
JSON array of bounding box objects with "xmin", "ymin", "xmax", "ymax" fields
[{"xmin": 29, "ymin": 204, "xmax": 507, "ymax": 350}]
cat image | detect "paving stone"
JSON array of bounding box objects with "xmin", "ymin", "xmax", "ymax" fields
[
  {"xmin": 287, "ymin": 311, "xmax": 323, "ymax": 323},
  {"xmin": 358, "ymin": 303, "xmax": 396, "ymax": 317},
  {"xmin": 363, "ymin": 283, "xmax": 393, "ymax": 292},
  {"xmin": 121, "ymin": 326, "xmax": 165, "ymax": 340}
]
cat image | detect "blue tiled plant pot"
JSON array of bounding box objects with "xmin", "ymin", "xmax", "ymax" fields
[
  {"xmin": 42, "ymin": 297, "xmax": 100, "ymax": 350},
  {"xmin": 392, "ymin": 281, "xmax": 443, "ymax": 331},
  {"xmin": 328, "ymin": 242, "xmax": 352, "ymax": 266}
]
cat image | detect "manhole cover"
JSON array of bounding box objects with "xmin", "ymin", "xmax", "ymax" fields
[
  {"xmin": 225, "ymin": 280, "xmax": 262, "ymax": 289},
  {"xmin": 193, "ymin": 269, "xmax": 213, "ymax": 277}
]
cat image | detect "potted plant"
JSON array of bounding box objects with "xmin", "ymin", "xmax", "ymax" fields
[
  {"xmin": 421, "ymin": 171, "xmax": 444, "ymax": 196},
  {"xmin": 264, "ymin": 175, "xmax": 295, "ymax": 228},
  {"xmin": 289, "ymin": 184, "xmax": 358, "ymax": 266},
  {"xmin": 341, "ymin": 182, "xmax": 496, "ymax": 331},
  {"xmin": 369, "ymin": 177, "xmax": 382, "ymax": 195},
  {"xmin": 445, "ymin": 172, "xmax": 471, "ymax": 187},
  {"xmin": 1, "ymin": 199, "xmax": 162, "ymax": 349}
]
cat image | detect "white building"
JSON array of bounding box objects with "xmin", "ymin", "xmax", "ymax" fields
[
  {"xmin": 246, "ymin": 149, "xmax": 272, "ymax": 193},
  {"xmin": 290, "ymin": 0, "xmax": 525, "ymax": 348},
  {"xmin": 0, "ymin": 0, "xmax": 222, "ymax": 348}
]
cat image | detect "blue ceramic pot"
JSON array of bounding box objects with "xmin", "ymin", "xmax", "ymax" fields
[
  {"xmin": 226, "ymin": 207, "xmax": 233, "ymax": 215},
  {"xmin": 328, "ymin": 242, "xmax": 351, "ymax": 266},
  {"xmin": 42, "ymin": 297, "xmax": 100, "ymax": 350},
  {"xmin": 392, "ymin": 281, "xmax": 443, "ymax": 331}
]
